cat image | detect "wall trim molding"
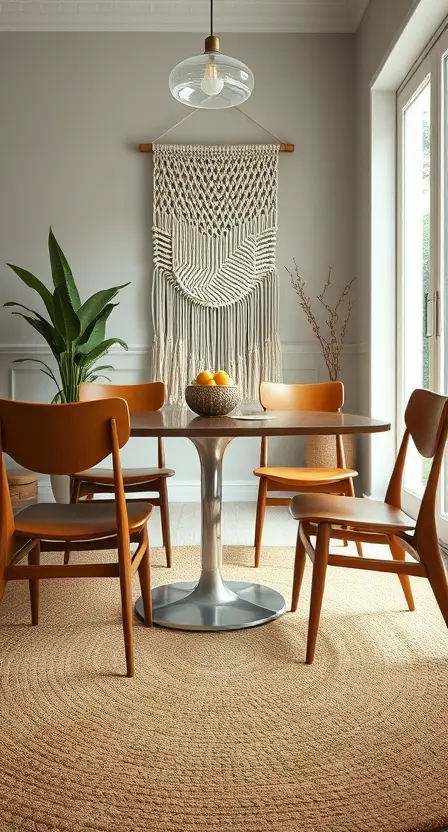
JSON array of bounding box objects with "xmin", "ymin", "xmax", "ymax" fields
[
  {"xmin": 39, "ymin": 478, "xmax": 259, "ymax": 503},
  {"xmin": 0, "ymin": 341, "xmax": 367, "ymax": 357},
  {"xmin": 0, "ymin": 343, "xmax": 151, "ymax": 356}
]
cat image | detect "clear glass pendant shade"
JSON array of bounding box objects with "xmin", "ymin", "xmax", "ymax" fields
[{"xmin": 169, "ymin": 50, "xmax": 255, "ymax": 109}]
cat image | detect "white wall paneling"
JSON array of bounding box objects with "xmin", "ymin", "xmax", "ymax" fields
[{"xmin": 0, "ymin": 341, "xmax": 364, "ymax": 501}]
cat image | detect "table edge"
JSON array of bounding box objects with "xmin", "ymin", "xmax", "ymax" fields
[{"xmin": 131, "ymin": 423, "xmax": 391, "ymax": 438}]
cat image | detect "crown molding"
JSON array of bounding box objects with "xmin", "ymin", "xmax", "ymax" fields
[{"xmin": 0, "ymin": 1, "xmax": 370, "ymax": 34}]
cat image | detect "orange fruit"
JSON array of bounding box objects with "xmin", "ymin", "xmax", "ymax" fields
[
  {"xmin": 204, "ymin": 379, "xmax": 217, "ymax": 386},
  {"xmin": 213, "ymin": 370, "xmax": 232, "ymax": 386},
  {"xmin": 196, "ymin": 371, "xmax": 214, "ymax": 386}
]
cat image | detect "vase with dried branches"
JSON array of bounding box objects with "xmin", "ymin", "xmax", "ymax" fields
[
  {"xmin": 286, "ymin": 260, "xmax": 356, "ymax": 382},
  {"xmin": 285, "ymin": 261, "xmax": 357, "ymax": 467}
]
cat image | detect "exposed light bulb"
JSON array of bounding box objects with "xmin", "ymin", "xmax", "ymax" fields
[{"xmin": 201, "ymin": 61, "xmax": 224, "ymax": 96}]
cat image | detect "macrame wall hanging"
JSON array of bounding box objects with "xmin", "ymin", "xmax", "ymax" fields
[
  {"xmin": 139, "ymin": 109, "xmax": 294, "ymax": 404},
  {"xmin": 149, "ymin": 143, "xmax": 280, "ymax": 403}
]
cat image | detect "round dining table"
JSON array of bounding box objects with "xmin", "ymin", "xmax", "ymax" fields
[{"xmin": 132, "ymin": 407, "xmax": 390, "ymax": 632}]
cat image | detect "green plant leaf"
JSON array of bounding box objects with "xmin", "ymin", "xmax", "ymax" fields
[
  {"xmin": 76, "ymin": 303, "xmax": 118, "ymax": 355},
  {"xmin": 87, "ymin": 375, "xmax": 112, "ymax": 383},
  {"xmin": 4, "ymin": 301, "xmax": 52, "ymax": 327},
  {"xmin": 48, "ymin": 228, "xmax": 81, "ymax": 311},
  {"xmin": 80, "ymin": 338, "xmax": 128, "ymax": 370},
  {"xmin": 6, "ymin": 264, "xmax": 54, "ymax": 322},
  {"xmin": 78, "ymin": 285, "xmax": 129, "ymax": 334},
  {"xmin": 11, "ymin": 313, "xmax": 63, "ymax": 355},
  {"xmin": 53, "ymin": 284, "xmax": 81, "ymax": 344},
  {"xmin": 12, "ymin": 357, "xmax": 61, "ymax": 389},
  {"xmin": 13, "ymin": 357, "xmax": 62, "ymax": 395},
  {"xmin": 87, "ymin": 364, "xmax": 114, "ymax": 374}
]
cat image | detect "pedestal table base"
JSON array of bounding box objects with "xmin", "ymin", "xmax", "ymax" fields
[
  {"xmin": 135, "ymin": 435, "xmax": 286, "ymax": 632},
  {"xmin": 135, "ymin": 578, "xmax": 286, "ymax": 631}
]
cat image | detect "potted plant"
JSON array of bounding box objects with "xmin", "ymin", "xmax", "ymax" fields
[
  {"xmin": 285, "ymin": 260, "xmax": 357, "ymax": 467},
  {"xmin": 4, "ymin": 228, "xmax": 129, "ymax": 500}
]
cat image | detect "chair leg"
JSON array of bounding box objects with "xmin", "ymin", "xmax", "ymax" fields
[
  {"xmin": 159, "ymin": 479, "xmax": 172, "ymax": 568},
  {"xmin": 346, "ymin": 477, "xmax": 364, "ymax": 557},
  {"xmin": 254, "ymin": 478, "xmax": 268, "ymax": 568},
  {"xmin": 28, "ymin": 542, "xmax": 40, "ymax": 626},
  {"xmin": 291, "ymin": 525, "xmax": 307, "ymax": 612},
  {"xmin": 306, "ymin": 523, "xmax": 331, "ymax": 665},
  {"xmin": 137, "ymin": 528, "xmax": 152, "ymax": 627},
  {"xmin": 118, "ymin": 547, "xmax": 135, "ymax": 678},
  {"xmin": 389, "ymin": 536, "xmax": 415, "ymax": 612}
]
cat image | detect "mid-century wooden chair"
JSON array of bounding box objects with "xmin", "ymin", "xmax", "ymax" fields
[
  {"xmin": 0, "ymin": 397, "xmax": 153, "ymax": 678},
  {"xmin": 289, "ymin": 388, "xmax": 448, "ymax": 664},
  {"xmin": 66, "ymin": 382, "xmax": 174, "ymax": 568},
  {"xmin": 254, "ymin": 381, "xmax": 361, "ymax": 566}
]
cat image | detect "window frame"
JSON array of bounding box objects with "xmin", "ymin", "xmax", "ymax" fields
[{"xmin": 396, "ymin": 26, "xmax": 448, "ymax": 535}]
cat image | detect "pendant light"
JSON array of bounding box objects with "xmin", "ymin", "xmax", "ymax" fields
[{"xmin": 169, "ymin": 0, "xmax": 255, "ymax": 109}]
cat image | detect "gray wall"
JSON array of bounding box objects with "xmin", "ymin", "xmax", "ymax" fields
[
  {"xmin": 0, "ymin": 32, "xmax": 358, "ymax": 496},
  {"xmin": 355, "ymin": 0, "xmax": 420, "ymax": 491},
  {"xmin": 356, "ymin": 0, "xmax": 418, "ymax": 372}
]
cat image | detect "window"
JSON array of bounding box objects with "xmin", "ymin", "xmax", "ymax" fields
[{"xmin": 397, "ymin": 26, "xmax": 448, "ymax": 538}]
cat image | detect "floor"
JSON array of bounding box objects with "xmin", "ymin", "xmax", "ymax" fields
[
  {"xmin": 148, "ymin": 500, "xmax": 297, "ymax": 549},
  {"xmin": 147, "ymin": 501, "xmax": 448, "ymax": 832},
  {"xmin": 4, "ymin": 500, "xmax": 447, "ymax": 831}
]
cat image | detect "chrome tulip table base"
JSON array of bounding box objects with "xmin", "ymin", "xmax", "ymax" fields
[{"xmin": 135, "ymin": 436, "xmax": 286, "ymax": 631}]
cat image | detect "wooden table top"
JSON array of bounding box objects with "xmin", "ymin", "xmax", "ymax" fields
[{"xmin": 130, "ymin": 407, "xmax": 390, "ymax": 438}]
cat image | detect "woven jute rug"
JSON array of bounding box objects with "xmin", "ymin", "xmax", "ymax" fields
[{"xmin": 0, "ymin": 544, "xmax": 447, "ymax": 832}]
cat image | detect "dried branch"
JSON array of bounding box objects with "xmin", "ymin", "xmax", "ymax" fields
[{"xmin": 286, "ymin": 261, "xmax": 357, "ymax": 381}]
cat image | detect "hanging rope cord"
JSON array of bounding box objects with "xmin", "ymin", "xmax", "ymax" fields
[{"xmin": 151, "ymin": 107, "xmax": 285, "ymax": 146}]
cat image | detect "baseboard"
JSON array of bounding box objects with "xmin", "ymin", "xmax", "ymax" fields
[
  {"xmin": 168, "ymin": 480, "xmax": 258, "ymax": 502},
  {"xmin": 38, "ymin": 479, "xmax": 258, "ymax": 503}
]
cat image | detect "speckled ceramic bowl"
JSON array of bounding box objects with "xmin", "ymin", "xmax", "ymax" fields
[{"xmin": 185, "ymin": 385, "xmax": 242, "ymax": 417}]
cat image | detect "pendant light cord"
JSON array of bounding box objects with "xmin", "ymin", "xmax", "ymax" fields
[{"xmin": 210, "ymin": 0, "xmax": 214, "ymax": 36}]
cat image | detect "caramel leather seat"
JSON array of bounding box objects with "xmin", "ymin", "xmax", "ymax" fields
[
  {"xmin": 15, "ymin": 501, "xmax": 151, "ymax": 541},
  {"xmin": 290, "ymin": 493, "xmax": 416, "ymax": 533},
  {"xmin": 0, "ymin": 397, "xmax": 153, "ymax": 678},
  {"xmin": 253, "ymin": 381, "xmax": 361, "ymax": 566},
  {"xmin": 74, "ymin": 466, "xmax": 174, "ymax": 485},
  {"xmin": 256, "ymin": 467, "xmax": 358, "ymax": 486},
  {"xmin": 289, "ymin": 388, "xmax": 448, "ymax": 665},
  {"xmin": 68, "ymin": 382, "xmax": 174, "ymax": 568}
]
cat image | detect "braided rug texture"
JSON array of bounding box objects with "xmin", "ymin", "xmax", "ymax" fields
[{"xmin": 0, "ymin": 544, "xmax": 447, "ymax": 832}]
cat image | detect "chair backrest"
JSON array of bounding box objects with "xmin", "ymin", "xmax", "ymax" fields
[
  {"xmin": 79, "ymin": 382, "xmax": 165, "ymax": 413},
  {"xmin": 80, "ymin": 381, "xmax": 167, "ymax": 467},
  {"xmin": 258, "ymin": 381, "xmax": 345, "ymax": 468},
  {"xmin": 259, "ymin": 381, "xmax": 344, "ymax": 413},
  {"xmin": 385, "ymin": 389, "xmax": 448, "ymax": 547},
  {"xmin": 0, "ymin": 398, "xmax": 130, "ymax": 476},
  {"xmin": 0, "ymin": 397, "xmax": 130, "ymax": 602}
]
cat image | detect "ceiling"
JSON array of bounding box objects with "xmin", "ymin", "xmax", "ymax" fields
[{"xmin": 0, "ymin": 0, "xmax": 370, "ymax": 33}]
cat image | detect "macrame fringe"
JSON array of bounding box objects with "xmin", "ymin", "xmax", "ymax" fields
[{"xmin": 151, "ymin": 267, "xmax": 282, "ymax": 404}]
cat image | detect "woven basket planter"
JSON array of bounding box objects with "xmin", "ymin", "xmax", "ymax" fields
[
  {"xmin": 305, "ymin": 434, "xmax": 355, "ymax": 469},
  {"xmin": 7, "ymin": 469, "xmax": 38, "ymax": 507}
]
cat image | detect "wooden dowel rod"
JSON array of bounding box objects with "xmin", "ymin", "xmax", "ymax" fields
[
  {"xmin": 5, "ymin": 563, "xmax": 120, "ymax": 580},
  {"xmin": 327, "ymin": 554, "xmax": 427, "ymax": 577},
  {"xmin": 138, "ymin": 142, "xmax": 294, "ymax": 153}
]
